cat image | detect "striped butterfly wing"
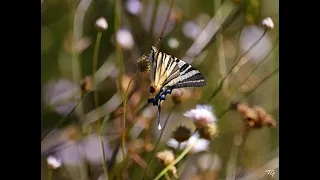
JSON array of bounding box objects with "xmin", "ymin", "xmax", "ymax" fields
[{"xmin": 150, "ymin": 46, "xmax": 206, "ymax": 91}]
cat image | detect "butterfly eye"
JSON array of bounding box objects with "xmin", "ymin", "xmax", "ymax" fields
[{"xmin": 150, "ymin": 86, "xmax": 156, "ymax": 94}]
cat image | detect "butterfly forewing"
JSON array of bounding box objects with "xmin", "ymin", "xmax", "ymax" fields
[{"xmin": 149, "ymin": 46, "xmax": 206, "ymax": 91}]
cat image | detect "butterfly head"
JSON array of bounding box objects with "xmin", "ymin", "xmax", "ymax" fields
[{"xmin": 149, "ymin": 85, "xmax": 157, "ymax": 95}]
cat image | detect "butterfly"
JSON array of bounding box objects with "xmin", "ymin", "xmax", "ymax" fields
[{"xmin": 147, "ymin": 46, "xmax": 206, "ymax": 130}]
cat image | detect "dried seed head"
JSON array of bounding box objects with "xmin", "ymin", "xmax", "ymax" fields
[
  {"xmin": 95, "ymin": 17, "xmax": 108, "ymax": 31},
  {"xmin": 128, "ymin": 139, "xmax": 144, "ymax": 154},
  {"xmin": 172, "ymin": 125, "xmax": 192, "ymax": 142},
  {"xmin": 156, "ymin": 150, "xmax": 175, "ymax": 165},
  {"xmin": 245, "ymin": 108, "xmax": 259, "ymax": 123},
  {"xmin": 237, "ymin": 103, "xmax": 250, "ymax": 117},
  {"xmin": 171, "ymin": 89, "xmax": 184, "ymax": 104},
  {"xmin": 170, "ymin": 166, "xmax": 179, "ymax": 179},
  {"xmin": 253, "ymin": 106, "xmax": 276, "ymax": 127},
  {"xmin": 264, "ymin": 115, "xmax": 277, "ymax": 127},
  {"xmin": 237, "ymin": 103, "xmax": 259, "ymax": 122},
  {"xmin": 80, "ymin": 76, "xmax": 92, "ymax": 93},
  {"xmin": 135, "ymin": 54, "xmax": 150, "ymax": 73},
  {"xmin": 261, "ymin": 17, "xmax": 274, "ymax": 29},
  {"xmin": 199, "ymin": 123, "xmax": 219, "ymax": 140},
  {"xmin": 144, "ymin": 143, "xmax": 154, "ymax": 152},
  {"xmin": 238, "ymin": 103, "xmax": 277, "ymax": 130}
]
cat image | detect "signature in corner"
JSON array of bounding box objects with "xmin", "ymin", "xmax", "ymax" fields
[{"xmin": 265, "ymin": 169, "xmax": 275, "ymax": 177}]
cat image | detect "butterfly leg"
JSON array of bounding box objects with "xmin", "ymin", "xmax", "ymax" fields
[{"xmin": 148, "ymin": 97, "xmax": 159, "ymax": 106}]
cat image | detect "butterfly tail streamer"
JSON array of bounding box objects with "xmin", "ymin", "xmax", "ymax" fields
[{"xmin": 157, "ymin": 100, "xmax": 163, "ymax": 130}]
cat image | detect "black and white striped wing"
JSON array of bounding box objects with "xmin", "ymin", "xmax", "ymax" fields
[
  {"xmin": 164, "ymin": 57, "xmax": 206, "ymax": 89},
  {"xmin": 149, "ymin": 46, "xmax": 206, "ymax": 90}
]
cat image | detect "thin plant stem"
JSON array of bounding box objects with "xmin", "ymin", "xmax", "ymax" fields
[
  {"xmin": 214, "ymin": 0, "xmax": 226, "ymax": 78},
  {"xmin": 142, "ymin": 110, "xmax": 173, "ymax": 180},
  {"xmin": 48, "ymin": 169, "xmax": 53, "ymax": 180},
  {"xmin": 122, "ymin": 71, "xmax": 138, "ymax": 162},
  {"xmin": 41, "ymin": 95, "xmax": 84, "ymax": 141},
  {"xmin": 115, "ymin": 0, "xmax": 125, "ymax": 97},
  {"xmin": 234, "ymin": 38, "xmax": 279, "ymax": 93},
  {"xmin": 153, "ymin": 138, "xmax": 200, "ymax": 180},
  {"xmin": 239, "ymin": 68, "xmax": 279, "ymax": 102},
  {"xmin": 157, "ymin": 0, "xmax": 175, "ymax": 43},
  {"xmin": 92, "ymin": 31, "xmax": 108, "ymax": 180},
  {"xmin": 234, "ymin": 131, "xmax": 249, "ymax": 180},
  {"xmin": 233, "ymin": 27, "xmax": 244, "ymax": 64},
  {"xmin": 150, "ymin": 0, "xmax": 160, "ymax": 37},
  {"xmin": 208, "ymin": 29, "xmax": 267, "ymax": 101},
  {"xmin": 217, "ymin": 68, "xmax": 279, "ymax": 119},
  {"xmin": 165, "ymin": 172, "xmax": 171, "ymax": 180}
]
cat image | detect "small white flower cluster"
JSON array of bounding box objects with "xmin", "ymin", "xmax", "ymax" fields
[
  {"xmin": 261, "ymin": 17, "xmax": 274, "ymax": 29},
  {"xmin": 95, "ymin": 17, "xmax": 108, "ymax": 31},
  {"xmin": 47, "ymin": 155, "xmax": 62, "ymax": 169},
  {"xmin": 183, "ymin": 104, "xmax": 217, "ymax": 124}
]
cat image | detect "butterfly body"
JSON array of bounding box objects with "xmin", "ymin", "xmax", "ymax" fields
[{"xmin": 148, "ymin": 46, "xmax": 206, "ymax": 130}]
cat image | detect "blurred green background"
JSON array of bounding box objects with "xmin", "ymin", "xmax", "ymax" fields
[{"xmin": 41, "ymin": 0, "xmax": 278, "ymax": 179}]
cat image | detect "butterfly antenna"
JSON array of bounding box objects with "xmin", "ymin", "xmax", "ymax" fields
[
  {"xmin": 157, "ymin": 100, "xmax": 162, "ymax": 130},
  {"xmin": 154, "ymin": 37, "xmax": 163, "ymax": 48}
]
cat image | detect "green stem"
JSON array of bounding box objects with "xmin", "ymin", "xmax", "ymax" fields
[
  {"xmin": 115, "ymin": 0, "xmax": 125, "ymax": 97},
  {"xmin": 153, "ymin": 138, "xmax": 199, "ymax": 180},
  {"xmin": 233, "ymin": 27, "xmax": 243, "ymax": 64},
  {"xmin": 142, "ymin": 110, "xmax": 173, "ymax": 180},
  {"xmin": 234, "ymin": 131, "xmax": 249, "ymax": 180},
  {"xmin": 41, "ymin": 95, "xmax": 84, "ymax": 141},
  {"xmin": 150, "ymin": 0, "xmax": 160, "ymax": 37},
  {"xmin": 217, "ymin": 68, "xmax": 279, "ymax": 119},
  {"xmin": 164, "ymin": 172, "xmax": 171, "ymax": 180},
  {"xmin": 208, "ymin": 30, "xmax": 267, "ymax": 102},
  {"xmin": 122, "ymin": 71, "xmax": 138, "ymax": 162},
  {"xmin": 234, "ymin": 38, "xmax": 279, "ymax": 93},
  {"xmin": 48, "ymin": 169, "xmax": 53, "ymax": 180},
  {"xmin": 92, "ymin": 31, "xmax": 108, "ymax": 180},
  {"xmin": 157, "ymin": 0, "xmax": 175, "ymax": 42}
]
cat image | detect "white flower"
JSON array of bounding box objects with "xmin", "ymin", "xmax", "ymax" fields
[
  {"xmin": 184, "ymin": 105, "xmax": 216, "ymax": 128},
  {"xmin": 116, "ymin": 28, "xmax": 134, "ymax": 50},
  {"xmin": 187, "ymin": 132, "xmax": 210, "ymax": 153},
  {"xmin": 261, "ymin": 17, "xmax": 274, "ymax": 29},
  {"xmin": 47, "ymin": 155, "xmax": 62, "ymax": 169},
  {"xmin": 168, "ymin": 38, "xmax": 180, "ymax": 49},
  {"xmin": 167, "ymin": 138, "xmax": 188, "ymax": 150},
  {"xmin": 167, "ymin": 133, "xmax": 210, "ymax": 153},
  {"xmin": 125, "ymin": 0, "xmax": 141, "ymax": 15},
  {"xmin": 95, "ymin": 17, "xmax": 108, "ymax": 31}
]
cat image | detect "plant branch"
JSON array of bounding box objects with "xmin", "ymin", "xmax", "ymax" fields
[
  {"xmin": 217, "ymin": 67, "xmax": 279, "ymax": 119},
  {"xmin": 142, "ymin": 109, "xmax": 173, "ymax": 180},
  {"xmin": 122, "ymin": 71, "xmax": 138, "ymax": 162},
  {"xmin": 153, "ymin": 138, "xmax": 199, "ymax": 180},
  {"xmin": 92, "ymin": 31, "xmax": 108, "ymax": 180}
]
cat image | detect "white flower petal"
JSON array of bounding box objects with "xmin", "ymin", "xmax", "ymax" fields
[
  {"xmin": 47, "ymin": 155, "xmax": 62, "ymax": 169},
  {"xmin": 192, "ymin": 139, "xmax": 210, "ymax": 153},
  {"xmin": 183, "ymin": 104, "xmax": 217, "ymax": 123},
  {"xmin": 167, "ymin": 138, "xmax": 179, "ymax": 149}
]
